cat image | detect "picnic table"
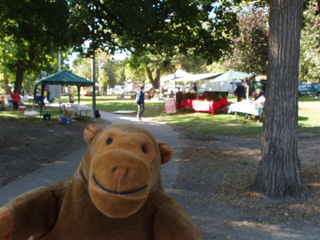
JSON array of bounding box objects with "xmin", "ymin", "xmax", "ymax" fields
[
  {"xmin": 61, "ymin": 103, "xmax": 93, "ymax": 117},
  {"xmin": 228, "ymin": 101, "xmax": 264, "ymax": 122}
]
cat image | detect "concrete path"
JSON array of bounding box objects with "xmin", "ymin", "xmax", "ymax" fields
[{"xmin": 0, "ymin": 111, "xmax": 181, "ymax": 206}]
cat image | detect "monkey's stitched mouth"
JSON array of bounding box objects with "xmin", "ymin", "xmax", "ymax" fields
[{"xmin": 93, "ymin": 174, "xmax": 147, "ymax": 195}]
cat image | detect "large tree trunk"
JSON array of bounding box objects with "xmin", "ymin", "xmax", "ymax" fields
[
  {"xmin": 15, "ymin": 59, "xmax": 25, "ymax": 94},
  {"xmin": 253, "ymin": 0, "xmax": 309, "ymax": 198},
  {"xmin": 146, "ymin": 67, "xmax": 160, "ymax": 89}
]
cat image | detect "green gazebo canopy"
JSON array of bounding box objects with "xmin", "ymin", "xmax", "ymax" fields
[
  {"xmin": 34, "ymin": 70, "xmax": 96, "ymax": 120},
  {"xmin": 35, "ymin": 70, "xmax": 95, "ymax": 87}
]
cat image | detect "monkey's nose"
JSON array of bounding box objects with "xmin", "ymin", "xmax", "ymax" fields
[{"xmin": 113, "ymin": 167, "xmax": 129, "ymax": 182}]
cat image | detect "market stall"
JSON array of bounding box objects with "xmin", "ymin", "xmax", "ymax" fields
[
  {"xmin": 181, "ymin": 97, "xmax": 228, "ymax": 115},
  {"xmin": 160, "ymin": 69, "xmax": 221, "ymax": 98},
  {"xmin": 34, "ymin": 70, "xmax": 96, "ymax": 120},
  {"xmin": 228, "ymin": 101, "xmax": 264, "ymax": 122}
]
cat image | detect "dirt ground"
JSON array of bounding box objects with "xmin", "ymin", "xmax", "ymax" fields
[
  {"xmin": 0, "ymin": 116, "xmax": 108, "ymax": 187},
  {"xmin": 1, "ymin": 115, "xmax": 320, "ymax": 239},
  {"xmin": 172, "ymin": 134, "xmax": 320, "ymax": 239}
]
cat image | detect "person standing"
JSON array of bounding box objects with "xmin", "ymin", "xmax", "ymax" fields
[
  {"xmin": 234, "ymin": 81, "xmax": 246, "ymax": 102},
  {"xmin": 175, "ymin": 87, "xmax": 183, "ymax": 112},
  {"xmin": 136, "ymin": 85, "xmax": 145, "ymax": 120},
  {"xmin": 11, "ymin": 90, "xmax": 20, "ymax": 111},
  {"xmin": 192, "ymin": 82, "xmax": 197, "ymax": 93}
]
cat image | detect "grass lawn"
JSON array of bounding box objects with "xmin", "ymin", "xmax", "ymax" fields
[{"xmin": 1, "ymin": 95, "xmax": 320, "ymax": 138}]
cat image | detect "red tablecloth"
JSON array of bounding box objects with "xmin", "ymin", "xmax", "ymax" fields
[{"xmin": 180, "ymin": 98, "xmax": 228, "ymax": 114}]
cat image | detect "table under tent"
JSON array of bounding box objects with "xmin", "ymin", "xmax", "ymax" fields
[{"xmin": 33, "ymin": 70, "xmax": 96, "ymax": 121}]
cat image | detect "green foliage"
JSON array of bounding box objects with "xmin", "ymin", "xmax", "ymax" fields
[
  {"xmin": 73, "ymin": 58, "xmax": 92, "ymax": 80},
  {"xmin": 73, "ymin": 51, "xmax": 120, "ymax": 89},
  {"xmin": 224, "ymin": 3, "xmax": 269, "ymax": 75},
  {"xmin": 0, "ymin": 0, "xmax": 73, "ymax": 92},
  {"xmin": 183, "ymin": 92, "xmax": 195, "ymax": 99},
  {"xmin": 69, "ymin": 0, "xmax": 239, "ymax": 63},
  {"xmin": 300, "ymin": 3, "xmax": 320, "ymax": 82},
  {"xmin": 0, "ymin": 0, "xmax": 72, "ymax": 66},
  {"xmin": 98, "ymin": 68, "xmax": 108, "ymax": 92},
  {"xmin": 171, "ymin": 55, "xmax": 210, "ymax": 74}
]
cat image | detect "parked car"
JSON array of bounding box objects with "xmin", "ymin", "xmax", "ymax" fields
[
  {"xmin": 312, "ymin": 82, "xmax": 320, "ymax": 89},
  {"xmin": 298, "ymin": 84, "xmax": 320, "ymax": 98}
]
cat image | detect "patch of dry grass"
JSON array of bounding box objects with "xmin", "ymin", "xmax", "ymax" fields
[{"xmin": 176, "ymin": 145, "xmax": 320, "ymax": 225}]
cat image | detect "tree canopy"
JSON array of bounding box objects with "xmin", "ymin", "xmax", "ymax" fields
[
  {"xmin": 69, "ymin": 0, "xmax": 240, "ymax": 63},
  {"xmin": 224, "ymin": 3, "xmax": 269, "ymax": 75},
  {"xmin": 0, "ymin": 0, "xmax": 73, "ymax": 93},
  {"xmin": 300, "ymin": 1, "xmax": 320, "ymax": 82}
]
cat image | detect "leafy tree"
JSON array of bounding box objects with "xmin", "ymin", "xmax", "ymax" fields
[
  {"xmin": 98, "ymin": 68, "xmax": 108, "ymax": 94},
  {"xmin": 73, "ymin": 58, "xmax": 92, "ymax": 80},
  {"xmin": 68, "ymin": 0, "xmax": 240, "ymax": 87},
  {"xmin": 253, "ymin": 0, "xmax": 309, "ymax": 198},
  {"xmin": 0, "ymin": 0, "xmax": 73, "ymax": 93},
  {"xmin": 73, "ymin": 51, "xmax": 118, "ymax": 92},
  {"xmin": 98, "ymin": 53, "xmax": 118, "ymax": 90},
  {"xmin": 126, "ymin": 52, "xmax": 217, "ymax": 89},
  {"xmin": 300, "ymin": 1, "xmax": 320, "ymax": 82},
  {"xmin": 0, "ymin": 37, "xmax": 16, "ymax": 94},
  {"xmin": 224, "ymin": 2, "xmax": 269, "ymax": 75},
  {"xmin": 125, "ymin": 52, "xmax": 174, "ymax": 88}
]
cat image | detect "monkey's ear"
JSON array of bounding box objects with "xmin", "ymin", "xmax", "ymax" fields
[
  {"xmin": 83, "ymin": 124, "xmax": 104, "ymax": 144},
  {"xmin": 158, "ymin": 142, "xmax": 172, "ymax": 164}
]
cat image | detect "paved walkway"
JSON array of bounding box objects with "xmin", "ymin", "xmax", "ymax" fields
[{"xmin": 0, "ymin": 111, "xmax": 181, "ymax": 206}]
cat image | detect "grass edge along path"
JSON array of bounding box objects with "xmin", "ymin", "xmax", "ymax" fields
[{"xmin": 2, "ymin": 96, "xmax": 320, "ymax": 138}]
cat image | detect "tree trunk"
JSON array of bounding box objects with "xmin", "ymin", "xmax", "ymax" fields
[
  {"xmin": 253, "ymin": 0, "xmax": 309, "ymax": 198},
  {"xmin": 146, "ymin": 67, "xmax": 160, "ymax": 89},
  {"xmin": 15, "ymin": 59, "xmax": 25, "ymax": 94}
]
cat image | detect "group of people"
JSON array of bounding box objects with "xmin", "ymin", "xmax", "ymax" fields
[
  {"xmin": 234, "ymin": 81, "xmax": 265, "ymax": 120},
  {"xmin": 234, "ymin": 81, "xmax": 265, "ymax": 103},
  {"xmin": 2, "ymin": 88, "xmax": 29, "ymax": 111}
]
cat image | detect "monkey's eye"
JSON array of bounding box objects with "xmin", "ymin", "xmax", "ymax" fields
[
  {"xmin": 141, "ymin": 145, "xmax": 147, "ymax": 153},
  {"xmin": 106, "ymin": 137, "xmax": 113, "ymax": 145}
]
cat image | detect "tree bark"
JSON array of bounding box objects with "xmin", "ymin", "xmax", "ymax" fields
[
  {"xmin": 253, "ymin": 0, "xmax": 309, "ymax": 198},
  {"xmin": 15, "ymin": 59, "xmax": 25, "ymax": 94},
  {"xmin": 146, "ymin": 67, "xmax": 160, "ymax": 89}
]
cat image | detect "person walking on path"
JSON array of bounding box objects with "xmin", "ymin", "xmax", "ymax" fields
[
  {"xmin": 136, "ymin": 85, "xmax": 145, "ymax": 120},
  {"xmin": 11, "ymin": 90, "xmax": 20, "ymax": 111},
  {"xmin": 234, "ymin": 81, "xmax": 246, "ymax": 102}
]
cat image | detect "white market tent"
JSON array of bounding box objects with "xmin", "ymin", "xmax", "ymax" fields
[
  {"xmin": 160, "ymin": 69, "xmax": 192, "ymax": 83},
  {"xmin": 205, "ymin": 70, "xmax": 254, "ymax": 92},
  {"xmin": 160, "ymin": 69, "xmax": 253, "ymax": 94},
  {"xmin": 161, "ymin": 70, "xmax": 220, "ymax": 83},
  {"xmin": 160, "ymin": 69, "xmax": 221, "ymax": 97}
]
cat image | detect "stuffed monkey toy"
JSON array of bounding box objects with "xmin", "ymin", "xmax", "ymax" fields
[{"xmin": 0, "ymin": 123, "xmax": 202, "ymax": 240}]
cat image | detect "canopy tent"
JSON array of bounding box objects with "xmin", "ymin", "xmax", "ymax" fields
[
  {"xmin": 161, "ymin": 70, "xmax": 220, "ymax": 83},
  {"xmin": 5, "ymin": 83, "xmax": 15, "ymax": 88},
  {"xmin": 160, "ymin": 69, "xmax": 192, "ymax": 83},
  {"xmin": 34, "ymin": 70, "xmax": 96, "ymax": 120},
  {"xmin": 183, "ymin": 72, "xmax": 221, "ymax": 82},
  {"xmin": 160, "ymin": 69, "xmax": 191, "ymax": 97},
  {"xmin": 205, "ymin": 70, "xmax": 254, "ymax": 92},
  {"xmin": 160, "ymin": 70, "xmax": 221, "ymax": 97}
]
